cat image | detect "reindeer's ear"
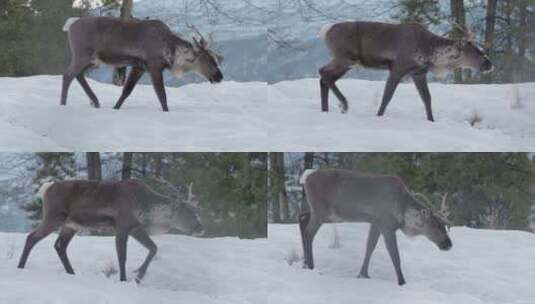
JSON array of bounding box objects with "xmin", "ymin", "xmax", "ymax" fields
[{"xmin": 199, "ymin": 37, "xmax": 208, "ymax": 49}]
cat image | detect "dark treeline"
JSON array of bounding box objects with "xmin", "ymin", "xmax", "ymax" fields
[
  {"xmin": 269, "ymin": 153, "xmax": 535, "ymax": 231},
  {"xmin": 16, "ymin": 152, "xmax": 267, "ymax": 238},
  {"xmin": 395, "ymin": 0, "xmax": 535, "ymax": 83},
  {"xmin": 0, "ymin": 0, "xmax": 121, "ymax": 77}
]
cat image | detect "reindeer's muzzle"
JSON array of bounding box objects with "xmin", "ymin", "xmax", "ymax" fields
[
  {"xmin": 209, "ymin": 71, "xmax": 223, "ymax": 84},
  {"xmin": 438, "ymin": 238, "xmax": 452, "ymax": 251},
  {"xmin": 481, "ymin": 59, "xmax": 493, "ymax": 73}
]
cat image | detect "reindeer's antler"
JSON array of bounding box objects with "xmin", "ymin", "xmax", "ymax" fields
[
  {"xmin": 451, "ymin": 22, "xmax": 475, "ymax": 42},
  {"xmin": 186, "ymin": 23, "xmax": 212, "ymax": 48},
  {"xmin": 413, "ymin": 192, "xmax": 451, "ymax": 226},
  {"xmin": 184, "ymin": 182, "xmax": 200, "ymax": 207}
]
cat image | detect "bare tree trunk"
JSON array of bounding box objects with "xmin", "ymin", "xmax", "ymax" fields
[
  {"xmin": 269, "ymin": 153, "xmax": 281, "ymax": 223},
  {"xmin": 121, "ymin": 152, "xmax": 133, "ymax": 180},
  {"xmin": 504, "ymin": 0, "xmax": 514, "ymax": 83},
  {"xmin": 86, "ymin": 152, "xmax": 102, "ymax": 181},
  {"xmin": 450, "ymin": 0, "xmax": 466, "ymax": 83},
  {"xmin": 275, "ymin": 153, "xmax": 289, "ymax": 221},
  {"xmin": 112, "ymin": 0, "xmax": 134, "ymax": 86},
  {"xmin": 483, "ymin": 0, "xmax": 497, "ymax": 83},
  {"xmin": 141, "ymin": 153, "xmax": 148, "ymax": 177},
  {"xmin": 517, "ymin": 0, "xmax": 528, "ymax": 81},
  {"xmin": 154, "ymin": 153, "xmax": 163, "ymax": 178}
]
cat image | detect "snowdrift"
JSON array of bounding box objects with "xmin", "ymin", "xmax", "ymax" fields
[
  {"xmin": 269, "ymin": 79, "xmax": 535, "ymax": 151},
  {"xmin": 1, "ymin": 224, "xmax": 534, "ymax": 304},
  {"xmin": 0, "ymin": 76, "xmax": 268, "ymax": 151}
]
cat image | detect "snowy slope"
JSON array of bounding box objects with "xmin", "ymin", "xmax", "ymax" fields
[
  {"xmin": 0, "ymin": 76, "xmax": 268, "ymax": 151},
  {"xmin": 2, "ymin": 224, "xmax": 534, "ymax": 304},
  {"xmin": 0, "ymin": 233, "xmax": 270, "ymax": 304},
  {"xmin": 1, "ymin": 76, "xmax": 533, "ymax": 151},
  {"xmin": 268, "ymin": 79, "xmax": 535, "ymax": 151},
  {"xmin": 266, "ymin": 223, "xmax": 535, "ymax": 304}
]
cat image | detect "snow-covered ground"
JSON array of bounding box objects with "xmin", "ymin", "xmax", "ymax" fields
[
  {"xmin": 1, "ymin": 76, "xmax": 534, "ymax": 151},
  {"xmin": 2, "ymin": 224, "xmax": 534, "ymax": 304},
  {"xmin": 269, "ymin": 79, "xmax": 535, "ymax": 151},
  {"xmin": 0, "ymin": 233, "xmax": 271, "ymax": 304},
  {"xmin": 266, "ymin": 223, "xmax": 535, "ymax": 304},
  {"xmin": 0, "ymin": 76, "xmax": 268, "ymax": 151}
]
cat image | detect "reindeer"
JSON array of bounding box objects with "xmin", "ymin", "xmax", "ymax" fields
[
  {"xmin": 318, "ymin": 21, "xmax": 493, "ymax": 121},
  {"xmin": 299, "ymin": 169, "xmax": 451, "ymax": 285},
  {"xmin": 17, "ymin": 179, "xmax": 203, "ymax": 282},
  {"xmin": 61, "ymin": 16, "xmax": 224, "ymax": 111}
]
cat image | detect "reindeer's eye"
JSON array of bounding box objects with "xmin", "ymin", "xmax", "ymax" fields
[{"xmin": 421, "ymin": 209, "xmax": 431, "ymax": 218}]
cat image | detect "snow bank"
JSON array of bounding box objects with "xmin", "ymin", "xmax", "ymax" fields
[
  {"xmin": 269, "ymin": 79, "xmax": 535, "ymax": 151},
  {"xmin": 0, "ymin": 76, "xmax": 268, "ymax": 151},
  {"xmin": 2, "ymin": 225, "xmax": 534, "ymax": 303}
]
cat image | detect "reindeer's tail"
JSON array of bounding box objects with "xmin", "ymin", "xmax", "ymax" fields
[
  {"xmin": 300, "ymin": 169, "xmax": 317, "ymax": 185},
  {"xmin": 318, "ymin": 23, "xmax": 335, "ymax": 39},
  {"xmin": 63, "ymin": 17, "xmax": 80, "ymax": 32},
  {"xmin": 35, "ymin": 182, "xmax": 54, "ymax": 205}
]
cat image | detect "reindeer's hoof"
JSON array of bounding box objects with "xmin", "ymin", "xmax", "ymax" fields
[
  {"xmin": 357, "ymin": 273, "xmax": 370, "ymax": 279},
  {"xmin": 91, "ymin": 102, "xmax": 100, "ymax": 109},
  {"xmin": 398, "ymin": 279, "xmax": 406, "ymax": 286}
]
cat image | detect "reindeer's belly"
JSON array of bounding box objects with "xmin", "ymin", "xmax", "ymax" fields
[{"xmin": 66, "ymin": 209, "xmax": 116, "ymax": 230}]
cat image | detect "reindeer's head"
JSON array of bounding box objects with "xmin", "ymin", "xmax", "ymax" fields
[
  {"xmin": 453, "ymin": 26, "xmax": 493, "ymax": 73},
  {"xmin": 171, "ymin": 24, "xmax": 223, "ymax": 84},
  {"xmin": 171, "ymin": 183, "xmax": 204, "ymax": 236},
  {"xmin": 401, "ymin": 193, "xmax": 452, "ymax": 251}
]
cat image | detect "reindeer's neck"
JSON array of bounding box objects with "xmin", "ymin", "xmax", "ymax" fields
[{"xmin": 424, "ymin": 36, "xmax": 462, "ymax": 78}]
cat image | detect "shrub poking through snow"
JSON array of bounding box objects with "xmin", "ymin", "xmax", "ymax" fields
[
  {"xmin": 509, "ymin": 85, "xmax": 523, "ymax": 109},
  {"xmin": 467, "ymin": 109, "xmax": 483, "ymax": 127},
  {"xmin": 5, "ymin": 239, "xmax": 15, "ymax": 260},
  {"xmin": 284, "ymin": 248, "xmax": 301, "ymax": 266},
  {"xmin": 102, "ymin": 261, "xmax": 118, "ymax": 278},
  {"xmin": 328, "ymin": 224, "xmax": 342, "ymax": 249}
]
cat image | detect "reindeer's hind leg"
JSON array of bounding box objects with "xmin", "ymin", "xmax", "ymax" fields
[
  {"xmin": 299, "ymin": 212, "xmax": 311, "ymax": 267},
  {"xmin": 54, "ymin": 226, "xmax": 77, "ymax": 275},
  {"xmin": 61, "ymin": 56, "xmax": 94, "ymax": 107},
  {"xmin": 18, "ymin": 222, "xmax": 59, "ymax": 269},
  {"xmin": 130, "ymin": 227, "xmax": 157, "ymax": 283},
  {"xmin": 358, "ymin": 224, "xmax": 380, "ymax": 279},
  {"xmin": 77, "ymin": 71, "xmax": 100, "ymax": 108},
  {"xmin": 301, "ymin": 214, "xmax": 322, "ymax": 269},
  {"xmin": 319, "ymin": 61, "xmax": 350, "ymax": 113}
]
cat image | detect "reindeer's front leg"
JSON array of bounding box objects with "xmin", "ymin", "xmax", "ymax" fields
[
  {"xmin": 114, "ymin": 67, "xmax": 145, "ymax": 110},
  {"xmin": 358, "ymin": 224, "xmax": 380, "ymax": 279},
  {"xmin": 377, "ymin": 71, "xmax": 404, "ymax": 117},
  {"xmin": 411, "ymin": 71, "xmax": 434, "ymax": 121},
  {"xmin": 381, "ymin": 228, "xmax": 406, "ymax": 286},
  {"xmin": 130, "ymin": 227, "xmax": 158, "ymax": 283},
  {"xmin": 148, "ymin": 65, "xmax": 169, "ymax": 112}
]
